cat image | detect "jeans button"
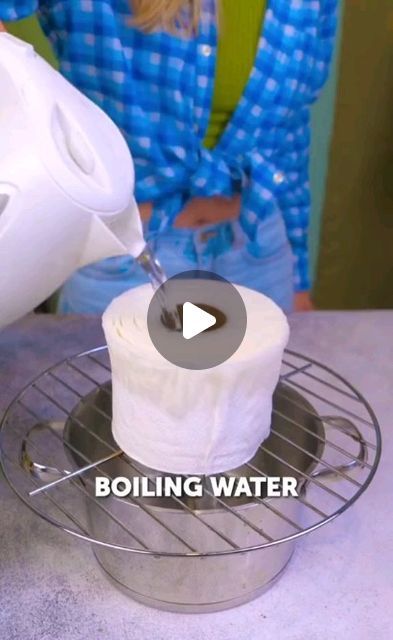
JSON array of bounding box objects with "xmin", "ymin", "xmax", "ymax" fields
[{"xmin": 200, "ymin": 230, "xmax": 218, "ymax": 242}]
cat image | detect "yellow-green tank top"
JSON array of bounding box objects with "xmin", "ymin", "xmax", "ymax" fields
[{"xmin": 203, "ymin": 0, "xmax": 267, "ymax": 150}]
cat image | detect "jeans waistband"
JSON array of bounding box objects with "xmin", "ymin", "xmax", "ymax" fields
[{"xmin": 146, "ymin": 219, "xmax": 246, "ymax": 255}]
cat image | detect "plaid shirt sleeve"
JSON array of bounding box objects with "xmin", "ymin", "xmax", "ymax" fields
[
  {"xmin": 0, "ymin": 1, "xmax": 38, "ymax": 21},
  {"xmin": 277, "ymin": 1, "xmax": 338, "ymax": 292},
  {"xmin": 275, "ymin": 109, "xmax": 312, "ymax": 293}
]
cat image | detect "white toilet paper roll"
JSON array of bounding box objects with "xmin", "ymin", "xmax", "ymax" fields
[{"xmin": 102, "ymin": 282, "xmax": 289, "ymax": 475}]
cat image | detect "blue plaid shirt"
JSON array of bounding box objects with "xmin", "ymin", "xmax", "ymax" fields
[{"xmin": 1, "ymin": 0, "xmax": 337, "ymax": 291}]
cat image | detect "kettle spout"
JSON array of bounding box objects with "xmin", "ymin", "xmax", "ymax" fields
[{"xmin": 78, "ymin": 199, "xmax": 146, "ymax": 268}]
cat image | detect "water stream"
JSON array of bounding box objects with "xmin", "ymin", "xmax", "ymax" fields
[{"xmin": 136, "ymin": 245, "xmax": 182, "ymax": 331}]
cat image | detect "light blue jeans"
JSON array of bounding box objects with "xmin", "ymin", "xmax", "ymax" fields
[{"xmin": 57, "ymin": 213, "xmax": 295, "ymax": 314}]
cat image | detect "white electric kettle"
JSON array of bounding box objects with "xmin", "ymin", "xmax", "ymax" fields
[{"xmin": 0, "ymin": 33, "xmax": 146, "ymax": 330}]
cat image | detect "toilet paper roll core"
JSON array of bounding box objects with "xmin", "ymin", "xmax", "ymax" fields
[
  {"xmin": 162, "ymin": 303, "xmax": 227, "ymax": 332},
  {"xmin": 148, "ymin": 270, "xmax": 248, "ymax": 370}
]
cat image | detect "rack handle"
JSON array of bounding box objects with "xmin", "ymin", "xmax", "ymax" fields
[
  {"xmin": 20, "ymin": 421, "xmax": 69, "ymax": 482},
  {"xmin": 311, "ymin": 416, "xmax": 368, "ymax": 480}
]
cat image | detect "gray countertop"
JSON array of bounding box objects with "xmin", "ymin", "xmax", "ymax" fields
[{"xmin": 0, "ymin": 311, "xmax": 392, "ymax": 640}]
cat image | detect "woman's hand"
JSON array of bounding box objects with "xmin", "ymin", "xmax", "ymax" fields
[{"xmin": 294, "ymin": 291, "xmax": 314, "ymax": 311}]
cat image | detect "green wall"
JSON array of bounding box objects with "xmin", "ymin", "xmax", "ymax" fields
[
  {"xmin": 314, "ymin": 0, "xmax": 393, "ymax": 309},
  {"xmin": 7, "ymin": 12, "xmax": 343, "ymax": 283},
  {"xmin": 6, "ymin": 16, "xmax": 57, "ymax": 66}
]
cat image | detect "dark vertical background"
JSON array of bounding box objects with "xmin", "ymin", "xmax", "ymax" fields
[{"xmin": 314, "ymin": 0, "xmax": 393, "ymax": 309}]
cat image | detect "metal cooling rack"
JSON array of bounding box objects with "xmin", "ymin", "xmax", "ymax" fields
[{"xmin": 0, "ymin": 347, "xmax": 381, "ymax": 557}]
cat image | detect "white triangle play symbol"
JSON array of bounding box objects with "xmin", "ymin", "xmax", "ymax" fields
[{"xmin": 182, "ymin": 302, "xmax": 217, "ymax": 340}]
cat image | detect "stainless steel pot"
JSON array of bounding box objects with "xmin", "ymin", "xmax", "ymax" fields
[{"xmin": 56, "ymin": 383, "xmax": 364, "ymax": 613}]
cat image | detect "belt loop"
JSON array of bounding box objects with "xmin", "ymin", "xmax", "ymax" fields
[
  {"xmin": 231, "ymin": 220, "xmax": 247, "ymax": 249},
  {"xmin": 193, "ymin": 227, "xmax": 215, "ymax": 270}
]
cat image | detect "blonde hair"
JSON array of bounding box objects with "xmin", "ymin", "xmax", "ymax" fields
[{"xmin": 130, "ymin": 0, "xmax": 202, "ymax": 34}]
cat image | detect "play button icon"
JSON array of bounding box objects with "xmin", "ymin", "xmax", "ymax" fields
[
  {"xmin": 147, "ymin": 270, "xmax": 247, "ymax": 370},
  {"xmin": 182, "ymin": 302, "xmax": 216, "ymax": 340}
]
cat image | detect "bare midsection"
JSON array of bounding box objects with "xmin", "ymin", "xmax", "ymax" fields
[{"xmin": 139, "ymin": 195, "xmax": 241, "ymax": 228}]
